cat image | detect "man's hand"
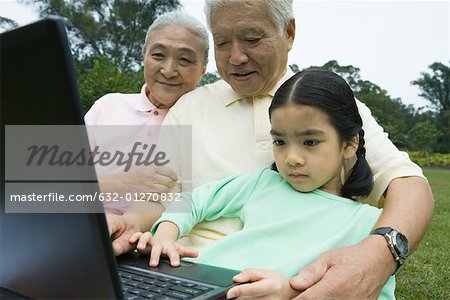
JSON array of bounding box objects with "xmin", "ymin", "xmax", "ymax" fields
[
  {"xmin": 106, "ymin": 213, "xmax": 142, "ymax": 256},
  {"xmin": 289, "ymin": 235, "xmax": 395, "ymax": 299},
  {"xmin": 226, "ymin": 269, "xmax": 299, "ymax": 300}
]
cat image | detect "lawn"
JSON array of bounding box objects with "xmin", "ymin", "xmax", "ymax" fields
[{"xmin": 395, "ymin": 168, "xmax": 450, "ymax": 299}]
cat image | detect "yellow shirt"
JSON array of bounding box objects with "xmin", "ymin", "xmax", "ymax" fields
[{"xmin": 162, "ymin": 68, "xmax": 424, "ymax": 249}]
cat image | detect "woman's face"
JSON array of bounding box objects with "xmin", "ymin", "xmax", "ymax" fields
[{"xmin": 143, "ymin": 24, "xmax": 206, "ymax": 109}]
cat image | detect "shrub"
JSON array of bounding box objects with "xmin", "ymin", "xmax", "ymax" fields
[{"xmin": 407, "ymin": 151, "xmax": 450, "ymax": 167}]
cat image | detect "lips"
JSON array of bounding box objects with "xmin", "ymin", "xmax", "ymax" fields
[
  {"xmin": 157, "ymin": 81, "xmax": 181, "ymax": 87},
  {"xmin": 230, "ymin": 71, "xmax": 256, "ymax": 81},
  {"xmin": 289, "ymin": 173, "xmax": 308, "ymax": 180}
]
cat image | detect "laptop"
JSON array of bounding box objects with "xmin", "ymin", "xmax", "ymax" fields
[{"xmin": 0, "ymin": 18, "xmax": 239, "ymax": 299}]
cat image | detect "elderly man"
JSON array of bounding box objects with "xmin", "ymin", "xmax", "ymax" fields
[{"xmin": 111, "ymin": 0, "xmax": 434, "ymax": 298}]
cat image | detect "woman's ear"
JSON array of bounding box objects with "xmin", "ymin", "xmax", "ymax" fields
[{"xmin": 343, "ymin": 134, "xmax": 359, "ymax": 159}]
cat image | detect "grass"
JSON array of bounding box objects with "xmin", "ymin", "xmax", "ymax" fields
[{"xmin": 395, "ymin": 168, "xmax": 450, "ymax": 299}]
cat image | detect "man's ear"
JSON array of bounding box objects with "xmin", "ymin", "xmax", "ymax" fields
[
  {"xmin": 343, "ymin": 134, "xmax": 359, "ymax": 159},
  {"xmin": 286, "ymin": 18, "xmax": 295, "ymax": 51}
]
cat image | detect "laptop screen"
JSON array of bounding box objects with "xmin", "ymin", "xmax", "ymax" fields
[
  {"xmin": 1, "ymin": 18, "xmax": 83, "ymax": 125},
  {"xmin": 0, "ymin": 18, "xmax": 122, "ymax": 299}
]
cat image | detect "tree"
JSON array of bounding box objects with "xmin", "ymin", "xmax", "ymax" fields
[
  {"xmin": 24, "ymin": 0, "xmax": 180, "ymax": 112},
  {"xmin": 198, "ymin": 72, "xmax": 220, "ymax": 86},
  {"xmin": 411, "ymin": 61, "xmax": 450, "ymax": 112},
  {"xmin": 27, "ymin": 0, "xmax": 180, "ymax": 72},
  {"xmin": 407, "ymin": 122, "xmax": 442, "ymax": 153},
  {"xmin": 0, "ymin": 16, "xmax": 18, "ymax": 32},
  {"xmin": 77, "ymin": 56, "xmax": 143, "ymax": 112},
  {"xmin": 304, "ymin": 60, "xmax": 416, "ymax": 149},
  {"xmin": 306, "ymin": 60, "xmax": 362, "ymax": 91},
  {"xmin": 289, "ymin": 64, "xmax": 300, "ymax": 73},
  {"xmin": 412, "ymin": 61, "xmax": 450, "ymax": 152}
]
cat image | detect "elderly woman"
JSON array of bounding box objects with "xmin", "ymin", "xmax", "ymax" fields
[{"xmin": 84, "ymin": 11, "xmax": 208, "ymax": 213}]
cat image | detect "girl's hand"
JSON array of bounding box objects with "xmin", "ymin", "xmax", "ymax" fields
[
  {"xmin": 226, "ymin": 269, "xmax": 299, "ymax": 300},
  {"xmin": 129, "ymin": 231, "xmax": 198, "ymax": 267}
]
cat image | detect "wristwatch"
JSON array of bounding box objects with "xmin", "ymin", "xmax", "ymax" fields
[{"xmin": 371, "ymin": 227, "xmax": 409, "ymax": 272}]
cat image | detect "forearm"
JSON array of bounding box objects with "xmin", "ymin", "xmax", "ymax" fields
[
  {"xmin": 373, "ymin": 176, "xmax": 434, "ymax": 252},
  {"xmin": 124, "ymin": 201, "xmax": 165, "ymax": 232},
  {"xmin": 153, "ymin": 221, "xmax": 180, "ymax": 241}
]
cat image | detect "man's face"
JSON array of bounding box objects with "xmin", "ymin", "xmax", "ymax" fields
[{"xmin": 211, "ymin": 0, "xmax": 295, "ymax": 96}]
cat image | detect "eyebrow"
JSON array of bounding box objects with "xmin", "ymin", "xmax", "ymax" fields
[
  {"xmin": 270, "ymin": 128, "xmax": 326, "ymax": 136},
  {"xmin": 149, "ymin": 42, "xmax": 198, "ymax": 56},
  {"xmin": 213, "ymin": 27, "xmax": 265, "ymax": 39}
]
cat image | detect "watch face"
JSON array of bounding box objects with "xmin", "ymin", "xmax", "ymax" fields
[{"xmin": 394, "ymin": 233, "xmax": 409, "ymax": 257}]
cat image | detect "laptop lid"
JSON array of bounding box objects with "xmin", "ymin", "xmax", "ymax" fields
[
  {"xmin": 1, "ymin": 18, "xmax": 239, "ymax": 299},
  {"xmin": 0, "ymin": 18, "xmax": 123, "ymax": 299}
]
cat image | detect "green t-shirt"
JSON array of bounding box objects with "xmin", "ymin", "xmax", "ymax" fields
[{"xmin": 154, "ymin": 167, "xmax": 395, "ymax": 299}]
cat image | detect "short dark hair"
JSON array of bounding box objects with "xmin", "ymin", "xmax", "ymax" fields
[{"xmin": 269, "ymin": 69, "xmax": 373, "ymax": 199}]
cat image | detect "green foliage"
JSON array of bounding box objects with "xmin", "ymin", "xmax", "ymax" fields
[
  {"xmin": 411, "ymin": 61, "xmax": 450, "ymax": 112},
  {"xmin": 411, "ymin": 61, "xmax": 450, "ymax": 153},
  {"xmin": 407, "ymin": 151, "xmax": 450, "ymax": 167},
  {"xmin": 24, "ymin": 0, "xmax": 180, "ymax": 113},
  {"xmin": 198, "ymin": 71, "xmax": 220, "ymax": 86},
  {"xmin": 289, "ymin": 64, "xmax": 300, "ymax": 73},
  {"xmin": 0, "ymin": 16, "xmax": 18, "ymax": 31},
  {"xmin": 305, "ymin": 60, "xmax": 416, "ymax": 149},
  {"xmin": 406, "ymin": 122, "xmax": 442, "ymax": 153},
  {"xmin": 306, "ymin": 60, "xmax": 362, "ymax": 91},
  {"xmin": 27, "ymin": 0, "xmax": 180, "ymax": 72},
  {"xmin": 76, "ymin": 56, "xmax": 143, "ymax": 112},
  {"xmin": 396, "ymin": 168, "xmax": 450, "ymax": 299}
]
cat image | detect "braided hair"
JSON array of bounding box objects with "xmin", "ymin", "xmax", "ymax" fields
[{"xmin": 269, "ymin": 69, "xmax": 373, "ymax": 199}]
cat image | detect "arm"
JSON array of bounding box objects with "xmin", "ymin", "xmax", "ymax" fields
[
  {"xmin": 290, "ymin": 177, "xmax": 433, "ymax": 299},
  {"xmin": 103, "ymin": 165, "xmax": 178, "ymax": 256},
  {"xmin": 289, "ymin": 101, "xmax": 434, "ymax": 299},
  {"xmin": 153, "ymin": 169, "xmax": 264, "ymax": 240},
  {"xmin": 374, "ymin": 176, "xmax": 434, "ymax": 254}
]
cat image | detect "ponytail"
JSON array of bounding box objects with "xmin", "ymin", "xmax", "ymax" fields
[
  {"xmin": 341, "ymin": 129, "xmax": 373, "ymax": 199},
  {"xmin": 270, "ymin": 70, "xmax": 374, "ymax": 200}
]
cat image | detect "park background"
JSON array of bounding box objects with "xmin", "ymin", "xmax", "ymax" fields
[{"xmin": 1, "ymin": 0, "xmax": 449, "ymax": 298}]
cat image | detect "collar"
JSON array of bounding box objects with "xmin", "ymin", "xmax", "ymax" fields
[
  {"xmin": 136, "ymin": 84, "xmax": 169, "ymax": 113},
  {"xmin": 221, "ymin": 68, "xmax": 295, "ymax": 107}
]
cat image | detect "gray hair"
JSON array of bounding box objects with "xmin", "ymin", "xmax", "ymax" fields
[
  {"xmin": 204, "ymin": 0, "xmax": 294, "ymax": 33},
  {"xmin": 143, "ymin": 11, "xmax": 209, "ymax": 66}
]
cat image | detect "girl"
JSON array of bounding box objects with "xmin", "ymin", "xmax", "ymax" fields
[{"xmin": 130, "ymin": 70, "xmax": 395, "ymax": 299}]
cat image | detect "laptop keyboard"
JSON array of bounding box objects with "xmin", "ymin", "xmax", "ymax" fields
[{"xmin": 118, "ymin": 267, "xmax": 215, "ymax": 300}]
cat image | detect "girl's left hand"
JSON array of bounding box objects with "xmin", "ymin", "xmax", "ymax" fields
[{"xmin": 226, "ymin": 269, "xmax": 299, "ymax": 299}]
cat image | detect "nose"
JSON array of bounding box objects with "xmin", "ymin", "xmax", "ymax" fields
[
  {"xmin": 285, "ymin": 147, "xmax": 305, "ymax": 167},
  {"xmin": 160, "ymin": 59, "xmax": 178, "ymax": 78},
  {"xmin": 229, "ymin": 41, "xmax": 249, "ymax": 66}
]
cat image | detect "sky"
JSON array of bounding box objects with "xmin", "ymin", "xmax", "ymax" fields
[{"xmin": 1, "ymin": 0, "xmax": 448, "ymax": 109}]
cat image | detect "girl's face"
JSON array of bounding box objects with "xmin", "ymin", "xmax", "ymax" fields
[{"xmin": 270, "ymin": 104, "xmax": 357, "ymax": 196}]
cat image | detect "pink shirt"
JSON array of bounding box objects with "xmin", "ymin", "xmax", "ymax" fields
[
  {"xmin": 84, "ymin": 84, "xmax": 167, "ymax": 126},
  {"xmin": 84, "ymin": 84, "xmax": 169, "ymax": 213}
]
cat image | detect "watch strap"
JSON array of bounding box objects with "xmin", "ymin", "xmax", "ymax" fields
[
  {"xmin": 371, "ymin": 227, "xmax": 402, "ymax": 273},
  {"xmin": 371, "ymin": 227, "xmax": 393, "ymax": 236}
]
